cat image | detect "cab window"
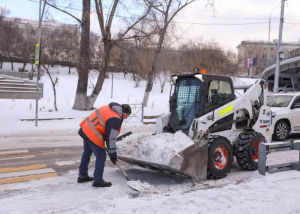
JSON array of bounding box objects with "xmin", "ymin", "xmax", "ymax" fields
[{"xmin": 204, "ymin": 80, "xmax": 232, "ymax": 114}]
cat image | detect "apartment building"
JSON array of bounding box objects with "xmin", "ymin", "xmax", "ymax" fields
[{"xmin": 236, "ymin": 40, "xmax": 300, "ymax": 75}]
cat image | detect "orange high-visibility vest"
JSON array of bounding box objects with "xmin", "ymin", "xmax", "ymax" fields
[{"xmin": 80, "ymin": 105, "xmax": 121, "ymax": 149}]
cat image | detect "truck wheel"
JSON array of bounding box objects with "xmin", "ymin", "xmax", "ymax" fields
[
  {"xmin": 235, "ymin": 131, "xmax": 265, "ymax": 171},
  {"xmin": 207, "ymin": 136, "xmax": 233, "ymax": 179},
  {"xmin": 273, "ymin": 120, "xmax": 289, "ymax": 141}
]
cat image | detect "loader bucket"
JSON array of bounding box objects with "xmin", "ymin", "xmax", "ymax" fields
[
  {"xmin": 118, "ymin": 140, "xmax": 208, "ymax": 180},
  {"xmin": 168, "ymin": 141, "xmax": 208, "ymax": 180}
]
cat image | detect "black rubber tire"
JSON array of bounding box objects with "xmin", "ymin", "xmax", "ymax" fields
[
  {"xmin": 207, "ymin": 136, "xmax": 233, "ymax": 179},
  {"xmin": 273, "ymin": 120, "xmax": 289, "ymax": 141},
  {"xmin": 235, "ymin": 131, "xmax": 265, "ymax": 171}
]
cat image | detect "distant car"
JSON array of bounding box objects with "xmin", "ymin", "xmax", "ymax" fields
[
  {"xmin": 277, "ymin": 84, "xmax": 295, "ymax": 93},
  {"xmin": 267, "ymin": 92, "xmax": 300, "ymax": 141}
]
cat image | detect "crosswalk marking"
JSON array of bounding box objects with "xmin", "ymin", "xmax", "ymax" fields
[
  {"xmin": 0, "ymin": 150, "xmax": 29, "ymax": 155},
  {"xmin": 0, "ymin": 173, "xmax": 57, "ymax": 185},
  {"xmin": 0, "ymin": 150, "xmax": 57, "ymax": 185},
  {"xmin": 0, "ymin": 155, "xmax": 36, "ymax": 161},
  {"xmin": 0, "ymin": 168, "xmax": 56, "ymax": 179},
  {"xmin": 0, "ymin": 164, "xmax": 47, "ymax": 173}
]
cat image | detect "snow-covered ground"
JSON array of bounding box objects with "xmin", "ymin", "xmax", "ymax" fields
[{"xmin": 0, "ymin": 63, "xmax": 300, "ymax": 214}]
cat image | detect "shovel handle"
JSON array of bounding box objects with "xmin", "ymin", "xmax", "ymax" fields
[
  {"xmin": 115, "ymin": 161, "xmax": 131, "ymax": 181},
  {"xmin": 105, "ymin": 148, "xmax": 131, "ymax": 181}
]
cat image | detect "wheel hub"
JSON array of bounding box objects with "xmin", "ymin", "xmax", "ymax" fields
[
  {"xmin": 252, "ymin": 141, "xmax": 259, "ymax": 161},
  {"xmin": 213, "ymin": 146, "xmax": 228, "ymax": 169},
  {"xmin": 277, "ymin": 123, "xmax": 288, "ymax": 139}
]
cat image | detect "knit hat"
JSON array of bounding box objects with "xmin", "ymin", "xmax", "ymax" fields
[{"xmin": 121, "ymin": 104, "xmax": 131, "ymax": 115}]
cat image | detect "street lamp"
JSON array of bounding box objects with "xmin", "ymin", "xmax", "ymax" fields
[{"xmin": 267, "ymin": 5, "xmax": 280, "ymax": 67}]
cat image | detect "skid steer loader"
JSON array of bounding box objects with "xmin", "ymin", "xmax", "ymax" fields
[{"xmin": 119, "ymin": 73, "xmax": 272, "ymax": 180}]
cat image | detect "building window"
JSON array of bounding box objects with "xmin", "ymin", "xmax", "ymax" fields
[
  {"xmin": 264, "ymin": 47, "xmax": 266, "ymax": 51},
  {"xmin": 271, "ymin": 47, "xmax": 274, "ymax": 51},
  {"xmin": 262, "ymin": 54, "xmax": 264, "ymax": 59}
]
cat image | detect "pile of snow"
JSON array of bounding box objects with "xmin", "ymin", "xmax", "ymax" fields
[
  {"xmin": 127, "ymin": 180, "xmax": 156, "ymax": 193},
  {"xmin": 118, "ymin": 131, "xmax": 194, "ymax": 165}
]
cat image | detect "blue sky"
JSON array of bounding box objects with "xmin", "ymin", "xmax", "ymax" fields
[
  {"xmin": 1, "ymin": 0, "xmax": 300, "ymax": 51},
  {"xmin": 0, "ymin": 0, "xmax": 82, "ymax": 24}
]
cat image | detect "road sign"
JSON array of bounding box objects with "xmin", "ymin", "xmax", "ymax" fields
[
  {"xmin": 252, "ymin": 57, "xmax": 259, "ymax": 67},
  {"xmin": 247, "ymin": 58, "xmax": 253, "ymax": 68},
  {"xmin": 35, "ymin": 43, "xmax": 41, "ymax": 65}
]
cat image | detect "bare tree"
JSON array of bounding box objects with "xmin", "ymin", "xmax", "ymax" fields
[
  {"xmin": 1, "ymin": 21, "xmax": 22, "ymax": 70},
  {"xmin": 19, "ymin": 24, "xmax": 36, "ymax": 71},
  {"xmin": 112, "ymin": 40, "xmax": 151, "ymax": 87},
  {"xmin": 42, "ymin": 64, "xmax": 59, "ymax": 111},
  {"xmin": 178, "ymin": 39, "xmax": 238, "ymax": 76},
  {"xmin": 142, "ymin": 0, "xmax": 200, "ymax": 107},
  {"xmin": 72, "ymin": 0, "xmax": 90, "ymax": 110},
  {"xmin": 81, "ymin": 0, "xmax": 152, "ymax": 109},
  {"xmin": 156, "ymin": 48, "xmax": 177, "ymax": 93},
  {"xmin": 41, "ymin": 0, "xmax": 89, "ymax": 110},
  {"xmin": 0, "ymin": 6, "xmax": 10, "ymax": 68},
  {"xmin": 60, "ymin": 26, "xmax": 80, "ymax": 74}
]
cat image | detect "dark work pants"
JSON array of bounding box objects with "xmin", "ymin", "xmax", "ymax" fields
[{"xmin": 78, "ymin": 139, "xmax": 107, "ymax": 183}]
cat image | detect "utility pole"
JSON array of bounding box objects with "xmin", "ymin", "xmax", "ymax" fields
[
  {"xmin": 273, "ymin": 0, "xmax": 286, "ymax": 94},
  {"xmin": 267, "ymin": 5, "xmax": 280, "ymax": 67},
  {"xmin": 35, "ymin": 0, "xmax": 47, "ymax": 126}
]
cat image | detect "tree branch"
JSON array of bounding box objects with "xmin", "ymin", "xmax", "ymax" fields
[
  {"xmin": 94, "ymin": 0, "xmax": 105, "ymax": 36},
  {"xmin": 42, "ymin": 0, "xmax": 81, "ymax": 24},
  {"xmin": 106, "ymin": 0, "xmax": 119, "ymax": 33},
  {"xmin": 118, "ymin": 6, "xmax": 152, "ymax": 39}
]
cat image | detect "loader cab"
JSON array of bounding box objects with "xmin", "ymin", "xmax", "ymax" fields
[{"xmin": 169, "ymin": 74, "xmax": 235, "ymax": 134}]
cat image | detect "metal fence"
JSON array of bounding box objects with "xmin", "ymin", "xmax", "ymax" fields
[
  {"xmin": 269, "ymin": 47, "xmax": 300, "ymax": 66},
  {"xmin": 124, "ymin": 103, "xmax": 144, "ymax": 123},
  {"xmin": 0, "ymin": 68, "xmax": 36, "ymax": 79}
]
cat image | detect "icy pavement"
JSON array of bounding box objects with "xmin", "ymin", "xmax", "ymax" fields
[{"xmin": 1, "ymin": 166, "xmax": 300, "ymax": 214}]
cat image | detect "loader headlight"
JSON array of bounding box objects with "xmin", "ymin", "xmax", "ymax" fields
[{"xmin": 171, "ymin": 75, "xmax": 178, "ymax": 84}]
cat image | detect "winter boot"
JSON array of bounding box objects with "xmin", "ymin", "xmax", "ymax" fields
[
  {"xmin": 77, "ymin": 176, "xmax": 94, "ymax": 183},
  {"xmin": 92, "ymin": 180, "xmax": 112, "ymax": 187}
]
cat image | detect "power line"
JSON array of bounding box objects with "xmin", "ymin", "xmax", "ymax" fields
[
  {"xmin": 25, "ymin": 0, "xmax": 281, "ymax": 27},
  {"xmin": 26, "ymin": 0, "xmax": 286, "ymax": 22}
]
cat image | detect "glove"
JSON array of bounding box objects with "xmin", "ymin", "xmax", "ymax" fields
[
  {"xmin": 109, "ymin": 153, "xmax": 118, "ymax": 165},
  {"xmin": 110, "ymin": 157, "xmax": 117, "ymax": 165}
]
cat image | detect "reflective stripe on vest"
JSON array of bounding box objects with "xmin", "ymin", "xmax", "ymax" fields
[
  {"xmin": 87, "ymin": 117, "xmax": 104, "ymax": 141},
  {"xmin": 95, "ymin": 109, "xmax": 105, "ymax": 127},
  {"xmin": 86, "ymin": 109, "xmax": 105, "ymax": 141},
  {"xmin": 80, "ymin": 105, "xmax": 121, "ymax": 149}
]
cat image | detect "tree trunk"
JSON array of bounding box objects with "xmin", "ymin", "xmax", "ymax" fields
[
  {"xmin": 72, "ymin": 0, "xmax": 90, "ymax": 110},
  {"xmin": 142, "ymin": 49, "xmax": 160, "ymax": 107},
  {"xmin": 161, "ymin": 79, "xmax": 166, "ymax": 93},
  {"xmin": 43, "ymin": 65, "xmax": 58, "ymax": 111},
  {"xmin": 22, "ymin": 62, "xmax": 26, "ymax": 70},
  {"xmin": 86, "ymin": 42, "xmax": 111, "ymax": 109}
]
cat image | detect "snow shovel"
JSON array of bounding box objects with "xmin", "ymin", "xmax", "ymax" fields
[
  {"xmin": 114, "ymin": 160, "xmax": 153, "ymax": 193},
  {"xmin": 105, "ymin": 149, "xmax": 139, "ymax": 192}
]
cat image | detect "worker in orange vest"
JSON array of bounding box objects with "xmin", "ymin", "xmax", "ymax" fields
[{"xmin": 77, "ymin": 102, "xmax": 131, "ymax": 187}]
